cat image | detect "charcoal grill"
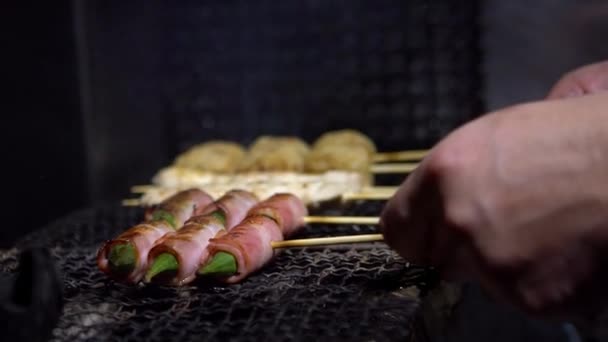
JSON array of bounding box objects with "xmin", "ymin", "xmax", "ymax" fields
[
  {"xmin": 1, "ymin": 0, "xmax": 483, "ymax": 340},
  {"xmin": 0, "ymin": 200, "xmax": 438, "ymax": 341}
]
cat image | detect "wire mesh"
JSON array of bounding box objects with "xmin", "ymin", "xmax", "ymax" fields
[
  {"xmin": 0, "ymin": 0, "xmax": 482, "ymax": 339},
  {"xmin": 163, "ymin": 0, "xmax": 482, "ymax": 154},
  {"xmin": 1, "ymin": 202, "xmax": 437, "ymax": 341}
]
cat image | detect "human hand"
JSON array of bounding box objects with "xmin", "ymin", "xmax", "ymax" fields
[
  {"xmin": 380, "ymin": 93, "xmax": 608, "ymax": 320},
  {"xmin": 547, "ymin": 60, "xmax": 608, "ymax": 99}
]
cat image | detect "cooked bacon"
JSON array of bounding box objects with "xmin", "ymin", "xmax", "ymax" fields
[
  {"xmin": 247, "ymin": 193, "xmax": 308, "ymax": 237},
  {"xmin": 205, "ymin": 192, "xmax": 308, "ymax": 283},
  {"xmin": 97, "ymin": 188, "xmax": 213, "ymax": 283},
  {"xmin": 146, "ymin": 190, "xmax": 259, "ymax": 285},
  {"xmin": 197, "ymin": 189, "xmax": 260, "ymax": 228},
  {"xmin": 147, "ymin": 216, "xmax": 225, "ymax": 285},
  {"xmin": 206, "ymin": 215, "xmax": 283, "ymax": 283},
  {"xmin": 143, "ymin": 188, "xmax": 214, "ymax": 223}
]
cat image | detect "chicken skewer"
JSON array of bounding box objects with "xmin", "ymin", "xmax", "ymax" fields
[
  {"xmin": 122, "ymin": 185, "xmax": 397, "ymax": 207},
  {"xmin": 147, "ymin": 169, "xmax": 374, "ymax": 201},
  {"xmin": 172, "ymin": 133, "xmax": 425, "ymax": 172},
  {"xmin": 163, "ymin": 130, "xmax": 425, "ymax": 194},
  {"xmin": 97, "ymin": 189, "xmax": 214, "ymax": 283},
  {"xmin": 171, "ymin": 131, "xmax": 426, "ymax": 173},
  {"xmin": 150, "ymin": 163, "xmax": 416, "ymax": 188},
  {"xmin": 137, "ymin": 170, "xmax": 371, "ymax": 194}
]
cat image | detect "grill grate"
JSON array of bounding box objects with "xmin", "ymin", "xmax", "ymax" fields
[
  {"xmin": 164, "ymin": 0, "xmax": 482, "ymax": 154},
  {"xmin": 1, "ymin": 201, "xmax": 437, "ymax": 341}
]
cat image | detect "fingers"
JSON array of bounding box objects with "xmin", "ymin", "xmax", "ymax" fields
[
  {"xmin": 379, "ymin": 164, "xmax": 480, "ymax": 283},
  {"xmin": 379, "ymin": 166, "xmax": 432, "ymax": 265},
  {"xmin": 378, "ymin": 132, "xmax": 481, "ymax": 271},
  {"xmin": 547, "ymin": 60, "xmax": 608, "ymax": 99},
  {"xmin": 546, "ymin": 78, "xmax": 585, "ymax": 99}
]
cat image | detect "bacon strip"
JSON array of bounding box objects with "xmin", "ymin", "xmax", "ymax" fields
[
  {"xmin": 205, "ymin": 193, "xmax": 308, "ymax": 283},
  {"xmin": 247, "ymin": 193, "xmax": 308, "ymax": 237},
  {"xmin": 146, "ymin": 190, "xmax": 259, "ymax": 285},
  {"xmin": 206, "ymin": 215, "xmax": 282, "ymax": 283},
  {"xmin": 97, "ymin": 188, "xmax": 213, "ymax": 283},
  {"xmin": 197, "ymin": 189, "xmax": 260, "ymax": 228}
]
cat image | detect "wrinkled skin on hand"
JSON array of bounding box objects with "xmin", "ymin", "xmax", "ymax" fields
[{"xmin": 380, "ymin": 92, "xmax": 608, "ymax": 322}]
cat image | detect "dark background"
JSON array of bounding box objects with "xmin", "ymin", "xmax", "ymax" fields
[
  {"xmin": 4, "ymin": 2, "xmax": 87, "ymax": 248},
  {"xmin": 3, "ymin": 0, "xmax": 608, "ymax": 246},
  {"xmin": 4, "ymin": 0, "xmax": 482, "ymax": 247}
]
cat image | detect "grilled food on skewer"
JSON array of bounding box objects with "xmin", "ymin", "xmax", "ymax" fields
[
  {"xmin": 304, "ymin": 145, "xmax": 370, "ymax": 174},
  {"xmin": 173, "ymin": 141, "xmax": 245, "ymax": 173},
  {"xmin": 237, "ymin": 136, "xmax": 310, "ymax": 172},
  {"xmin": 101, "ymin": 189, "xmax": 387, "ymax": 285},
  {"xmin": 145, "ymin": 190, "xmax": 259, "ymax": 285},
  {"xmin": 199, "ymin": 193, "xmax": 308, "ymax": 283},
  {"xmin": 97, "ymin": 189, "xmax": 214, "ymax": 283},
  {"xmin": 139, "ymin": 170, "xmax": 368, "ymax": 206},
  {"xmin": 312, "ymin": 129, "xmax": 377, "ymax": 157}
]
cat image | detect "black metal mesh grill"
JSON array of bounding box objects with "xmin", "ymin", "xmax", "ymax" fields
[
  {"xmin": 164, "ymin": 0, "xmax": 482, "ymax": 154},
  {"xmin": 0, "ymin": 1, "xmax": 480, "ymax": 339},
  {"xmin": 0, "ymin": 201, "xmax": 437, "ymax": 341}
]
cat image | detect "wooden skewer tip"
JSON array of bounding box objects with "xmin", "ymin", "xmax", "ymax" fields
[
  {"xmin": 370, "ymin": 162, "xmax": 418, "ymax": 174},
  {"xmin": 131, "ymin": 185, "xmax": 156, "ymax": 193},
  {"xmin": 271, "ymin": 234, "xmax": 384, "ymax": 248},
  {"xmin": 341, "ymin": 192, "xmax": 393, "ymax": 201},
  {"xmin": 373, "ymin": 150, "xmax": 428, "ymax": 162},
  {"xmin": 303, "ymin": 216, "xmax": 379, "ymax": 225},
  {"xmin": 122, "ymin": 199, "xmax": 142, "ymax": 206}
]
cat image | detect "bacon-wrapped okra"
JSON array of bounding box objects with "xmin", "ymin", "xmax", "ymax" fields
[
  {"xmin": 199, "ymin": 193, "xmax": 307, "ymax": 283},
  {"xmin": 144, "ymin": 190, "xmax": 259, "ymax": 285},
  {"xmin": 97, "ymin": 189, "xmax": 213, "ymax": 283}
]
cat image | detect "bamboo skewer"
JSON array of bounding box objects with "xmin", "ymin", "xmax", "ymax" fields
[
  {"xmin": 373, "ymin": 150, "xmax": 428, "ymax": 163},
  {"xmin": 363, "ymin": 185, "xmax": 399, "ymax": 192},
  {"xmin": 122, "ymin": 199, "xmax": 144, "ymax": 206},
  {"xmin": 271, "ymin": 234, "xmax": 384, "ymax": 248},
  {"xmin": 302, "ymin": 216, "xmax": 379, "ymax": 225},
  {"xmin": 341, "ymin": 186, "xmax": 397, "ymax": 201},
  {"xmin": 340, "ymin": 192, "xmax": 394, "ymax": 201},
  {"xmin": 131, "ymin": 185, "xmax": 156, "ymax": 193},
  {"xmin": 369, "ymin": 162, "xmax": 418, "ymax": 174}
]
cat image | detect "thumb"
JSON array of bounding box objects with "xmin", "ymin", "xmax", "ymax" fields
[{"xmin": 379, "ymin": 165, "xmax": 441, "ymax": 266}]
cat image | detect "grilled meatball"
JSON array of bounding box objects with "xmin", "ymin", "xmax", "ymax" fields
[
  {"xmin": 313, "ymin": 129, "xmax": 376, "ymax": 156},
  {"xmin": 238, "ymin": 136, "xmax": 310, "ymax": 172},
  {"xmin": 305, "ymin": 145, "xmax": 370, "ymax": 174},
  {"xmin": 173, "ymin": 141, "xmax": 245, "ymax": 173}
]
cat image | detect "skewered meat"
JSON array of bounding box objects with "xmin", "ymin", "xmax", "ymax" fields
[
  {"xmin": 247, "ymin": 193, "xmax": 308, "ymax": 237},
  {"xmin": 97, "ymin": 189, "xmax": 214, "ymax": 283},
  {"xmin": 173, "ymin": 141, "xmax": 245, "ymax": 173},
  {"xmin": 304, "ymin": 145, "xmax": 371, "ymax": 174},
  {"xmin": 312, "ymin": 129, "xmax": 377, "ymax": 156},
  {"xmin": 145, "ymin": 190, "xmax": 259, "ymax": 285},
  {"xmin": 238, "ymin": 136, "xmax": 310, "ymax": 172},
  {"xmin": 201, "ymin": 193, "xmax": 307, "ymax": 283},
  {"xmin": 139, "ymin": 171, "xmax": 366, "ymax": 206}
]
